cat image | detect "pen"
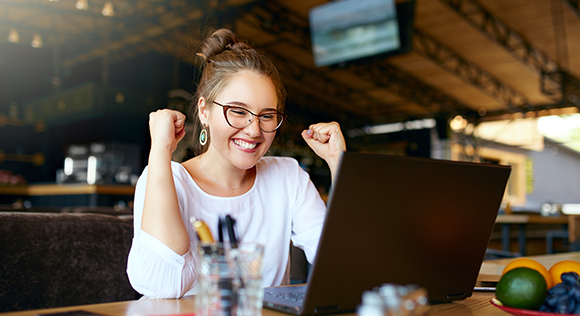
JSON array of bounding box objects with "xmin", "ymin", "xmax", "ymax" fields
[
  {"xmin": 218, "ymin": 216, "xmax": 225, "ymax": 243},
  {"xmin": 189, "ymin": 216, "xmax": 215, "ymax": 243},
  {"xmin": 225, "ymin": 215, "xmax": 238, "ymax": 248}
]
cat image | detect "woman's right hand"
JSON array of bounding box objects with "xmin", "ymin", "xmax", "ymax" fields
[
  {"xmin": 149, "ymin": 109, "xmax": 186, "ymax": 154},
  {"xmin": 143, "ymin": 109, "xmax": 190, "ymax": 255}
]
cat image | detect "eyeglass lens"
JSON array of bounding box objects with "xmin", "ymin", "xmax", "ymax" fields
[{"xmin": 225, "ymin": 107, "xmax": 283, "ymax": 132}]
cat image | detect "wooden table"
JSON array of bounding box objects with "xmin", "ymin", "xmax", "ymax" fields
[
  {"xmin": 4, "ymin": 252, "xmax": 580, "ymax": 316},
  {"xmin": 495, "ymin": 214, "xmax": 580, "ymax": 255},
  {"xmin": 480, "ymin": 251, "xmax": 580, "ymax": 276},
  {"xmin": 0, "ymin": 292, "xmax": 505, "ymax": 316}
]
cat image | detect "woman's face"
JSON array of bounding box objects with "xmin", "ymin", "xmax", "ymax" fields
[{"xmin": 201, "ymin": 70, "xmax": 279, "ymax": 170}]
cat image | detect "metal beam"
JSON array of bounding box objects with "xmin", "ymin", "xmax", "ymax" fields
[
  {"xmin": 438, "ymin": 0, "xmax": 580, "ymax": 110},
  {"xmin": 349, "ymin": 61, "xmax": 467, "ymax": 115},
  {"xmin": 563, "ymin": 0, "xmax": 580, "ymax": 18},
  {"xmin": 544, "ymin": 71, "xmax": 580, "ymax": 107},
  {"xmin": 438, "ymin": 0, "xmax": 561, "ymax": 75},
  {"xmin": 413, "ymin": 29, "xmax": 526, "ymax": 111},
  {"xmin": 436, "ymin": 0, "xmax": 566, "ymax": 96}
]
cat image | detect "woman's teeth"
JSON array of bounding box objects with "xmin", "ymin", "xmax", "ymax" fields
[{"xmin": 234, "ymin": 140, "xmax": 257, "ymax": 149}]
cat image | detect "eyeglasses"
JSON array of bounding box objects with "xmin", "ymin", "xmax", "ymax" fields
[{"xmin": 213, "ymin": 101, "xmax": 287, "ymax": 133}]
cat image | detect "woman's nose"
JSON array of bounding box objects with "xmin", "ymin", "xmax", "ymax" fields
[{"xmin": 244, "ymin": 116, "xmax": 262, "ymax": 136}]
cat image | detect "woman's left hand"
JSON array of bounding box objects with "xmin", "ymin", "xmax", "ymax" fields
[{"xmin": 301, "ymin": 122, "xmax": 346, "ymax": 180}]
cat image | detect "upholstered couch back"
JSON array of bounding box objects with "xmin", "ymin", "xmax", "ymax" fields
[{"xmin": 0, "ymin": 212, "xmax": 138, "ymax": 312}]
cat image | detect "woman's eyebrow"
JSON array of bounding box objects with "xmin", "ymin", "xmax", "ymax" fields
[
  {"xmin": 225, "ymin": 101, "xmax": 248, "ymax": 107},
  {"xmin": 225, "ymin": 101, "xmax": 278, "ymax": 112}
]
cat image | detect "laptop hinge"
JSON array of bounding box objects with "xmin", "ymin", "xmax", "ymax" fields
[
  {"xmin": 429, "ymin": 293, "xmax": 468, "ymax": 305},
  {"xmin": 447, "ymin": 293, "xmax": 468, "ymax": 300}
]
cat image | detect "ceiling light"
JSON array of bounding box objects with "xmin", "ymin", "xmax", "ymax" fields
[
  {"xmin": 76, "ymin": 0, "xmax": 89, "ymax": 10},
  {"xmin": 449, "ymin": 115, "xmax": 468, "ymax": 131},
  {"xmin": 102, "ymin": 2, "xmax": 114, "ymax": 16},
  {"xmin": 31, "ymin": 34, "xmax": 43, "ymax": 48},
  {"xmin": 8, "ymin": 28, "xmax": 19, "ymax": 43}
]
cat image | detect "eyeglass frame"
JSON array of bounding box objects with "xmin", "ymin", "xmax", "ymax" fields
[{"xmin": 213, "ymin": 101, "xmax": 287, "ymax": 132}]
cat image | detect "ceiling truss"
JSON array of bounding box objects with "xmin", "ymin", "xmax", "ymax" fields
[
  {"xmin": 564, "ymin": 0, "xmax": 580, "ymax": 17},
  {"xmin": 438, "ymin": 0, "xmax": 580, "ymax": 112},
  {"xmin": 413, "ymin": 28, "xmax": 527, "ymax": 111}
]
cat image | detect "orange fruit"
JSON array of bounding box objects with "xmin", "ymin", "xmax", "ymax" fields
[
  {"xmin": 502, "ymin": 258, "xmax": 553, "ymax": 290},
  {"xmin": 549, "ymin": 260, "xmax": 580, "ymax": 285}
]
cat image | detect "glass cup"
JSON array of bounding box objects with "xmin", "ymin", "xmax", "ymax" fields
[{"xmin": 195, "ymin": 243, "xmax": 265, "ymax": 316}]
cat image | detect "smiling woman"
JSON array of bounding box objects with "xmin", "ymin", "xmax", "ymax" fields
[
  {"xmin": 126, "ymin": 28, "xmax": 347, "ymax": 299},
  {"xmin": 193, "ymin": 70, "xmax": 281, "ymax": 180}
]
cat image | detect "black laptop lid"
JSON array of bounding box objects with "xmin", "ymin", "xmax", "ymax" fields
[{"xmin": 301, "ymin": 152, "xmax": 511, "ymax": 313}]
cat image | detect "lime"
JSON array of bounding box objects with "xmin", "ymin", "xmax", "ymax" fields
[{"xmin": 496, "ymin": 267, "xmax": 547, "ymax": 310}]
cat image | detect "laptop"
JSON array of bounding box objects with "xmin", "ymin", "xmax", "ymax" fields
[{"xmin": 263, "ymin": 152, "xmax": 511, "ymax": 315}]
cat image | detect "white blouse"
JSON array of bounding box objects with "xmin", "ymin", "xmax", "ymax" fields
[{"xmin": 127, "ymin": 156, "xmax": 327, "ymax": 299}]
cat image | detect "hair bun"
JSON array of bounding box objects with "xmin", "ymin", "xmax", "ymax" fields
[{"xmin": 198, "ymin": 29, "xmax": 253, "ymax": 63}]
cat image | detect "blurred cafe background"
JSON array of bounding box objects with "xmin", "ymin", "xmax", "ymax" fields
[{"xmin": 2, "ymin": 0, "xmax": 580, "ymax": 256}]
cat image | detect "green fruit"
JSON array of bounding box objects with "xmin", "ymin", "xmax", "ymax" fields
[{"xmin": 496, "ymin": 267, "xmax": 547, "ymax": 310}]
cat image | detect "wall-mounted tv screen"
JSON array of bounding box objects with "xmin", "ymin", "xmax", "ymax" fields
[{"xmin": 309, "ymin": 0, "xmax": 414, "ymax": 67}]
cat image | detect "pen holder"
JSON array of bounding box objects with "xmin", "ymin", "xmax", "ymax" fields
[{"xmin": 195, "ymin": 243, "xmax": 265, "ymax": 316}]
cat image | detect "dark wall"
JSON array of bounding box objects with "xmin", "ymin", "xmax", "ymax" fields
[
  {"xmin": 0, "ymin": 44, "xmax": 199, "ymax": 184},
  {"xmin": 0, "ymin": 43, "xmax": 53, "ymax": 109}
]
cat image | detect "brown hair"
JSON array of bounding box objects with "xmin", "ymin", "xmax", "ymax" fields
[{"xmin": 191, "ymin": 29, "xmax": 286, "ymax": 155}]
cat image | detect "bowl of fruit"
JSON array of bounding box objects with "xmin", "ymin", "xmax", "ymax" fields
[{"xmin": 492, "ymin": 259, "xmax": 580, "ymax": 315}]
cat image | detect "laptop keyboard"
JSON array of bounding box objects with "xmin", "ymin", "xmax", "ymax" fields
[{"xmin": 265, "ymin": 290, "xmax": 305, "ymax": 302}]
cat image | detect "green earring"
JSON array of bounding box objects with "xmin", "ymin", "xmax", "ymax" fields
[{"xmin": 200, "ymin": 127, "xmax": 208, "ymax": 146}]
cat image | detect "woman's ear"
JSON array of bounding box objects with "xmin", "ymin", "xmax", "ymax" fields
[{"xmin": 198, "ymin": 97, "xmax": 209, "ymax": 126}]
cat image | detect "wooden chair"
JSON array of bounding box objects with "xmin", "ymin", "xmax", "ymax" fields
[{"xmin": 546, "ymin": 215, "xmax": 580, "ymax": 254}]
